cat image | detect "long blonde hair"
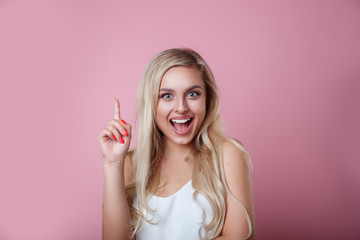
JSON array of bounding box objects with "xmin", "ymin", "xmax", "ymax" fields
[{"xmin": 126, "ymin": 48, "xmax": 252, "ymax": 239}]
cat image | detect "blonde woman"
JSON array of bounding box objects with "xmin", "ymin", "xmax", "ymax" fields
[{"xmin": 98, "ymin": 48, "xmax": 255, "ymax": 240}]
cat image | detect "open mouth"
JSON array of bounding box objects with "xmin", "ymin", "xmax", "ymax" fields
[{"xmin": 170, "ymin": 118, "xmax": 193, "ymax": 134}]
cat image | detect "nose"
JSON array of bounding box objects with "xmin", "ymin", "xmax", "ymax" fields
[{"xmin": 174, "ymin": 97, "xmax": 189, "ymax": 113}]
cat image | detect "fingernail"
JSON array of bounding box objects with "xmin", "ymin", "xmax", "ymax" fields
[
  {"xmin": 119, "ymin": 137, "xmax": 125, "ymax": 144},
  {"xmin": 121, "ymin": 119, "xmax": 126, "ymax": 124},
  {"xmin": 122, "ymin": 130, "xmax": 128, "ymax": 136},
  {"xmin": 112, "ymin": 134, "xmax": 117, "ymax": 140}
]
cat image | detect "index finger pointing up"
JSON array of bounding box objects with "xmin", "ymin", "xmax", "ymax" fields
[{"xmin": 114, "ymin": 97, "xmax": 121, "ymax": 120}]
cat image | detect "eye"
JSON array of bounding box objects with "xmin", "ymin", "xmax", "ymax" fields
[
  {"xmin": 187, "ymin": 91, "xmax": 200, "ymax": 98},
  {"xmin": 160, "ymin": 93, "xmax": 173, "ymax": 99}
]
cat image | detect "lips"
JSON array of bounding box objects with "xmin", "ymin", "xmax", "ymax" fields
[{"xmin": 170, "ymin": 116, "xmax": 193, "ymax": 135}]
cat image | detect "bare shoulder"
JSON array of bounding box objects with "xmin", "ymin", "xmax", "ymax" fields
[
  {"xmin": 221, "ymin": 139, "xmax": 252, "ymax": 198},
  {"xmin": 222, "ymin": 139, "xmax": 251, "ymax": 174},
  {"xmin": 124, "ymin": 149, "xmax": 134, "ymax": 185}
]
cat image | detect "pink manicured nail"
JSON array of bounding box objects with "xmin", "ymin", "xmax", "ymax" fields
[
  {"xmin": 119, "ymin": 137, "xmax": 125, "ymax": 144},
  {"xmin": 112, "ymin": 134, "xmax": 117, "ymax": 140},
  {"xmin": 121, "ymin": 119, "xmax": 126, "ymax": 124}
]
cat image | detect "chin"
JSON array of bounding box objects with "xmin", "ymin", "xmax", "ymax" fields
[{"xmin": 171, "ymin": 137, "xmax": 194, "ymax": 146}]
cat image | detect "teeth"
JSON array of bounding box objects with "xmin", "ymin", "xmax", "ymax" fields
[{"xmin": 171, "ymin": 118, "xmax": 190, "ymax": 124}]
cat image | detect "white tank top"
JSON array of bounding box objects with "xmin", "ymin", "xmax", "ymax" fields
[{"xmin": 133, "ymin": 180, "xmax": 214, "ymax": 240}]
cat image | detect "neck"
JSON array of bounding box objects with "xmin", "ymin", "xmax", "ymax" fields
[{"xmin": 162, "ymin": 139, "xmax": 194, "ymax": 163}]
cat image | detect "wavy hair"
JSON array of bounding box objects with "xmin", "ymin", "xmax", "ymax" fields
[{"xmin": 125, "ymin": 48, "xmax": 252, "ymax": 239}]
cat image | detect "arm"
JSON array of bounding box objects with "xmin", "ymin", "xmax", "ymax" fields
[
  {"xmin": 99, "ymin": 98, "xmax": 134, "ymax": 240},
  {"xmin": 215, "ymin": 140, "xmax": 255, "ymax": 240},
  {"xmin": 102, "ymin": 155, "xmax": 133, "ymax": 240}
]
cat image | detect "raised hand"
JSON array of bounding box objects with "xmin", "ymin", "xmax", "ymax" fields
[{"xmin": 98, "ymin": 98, "xmax": 132, "ymax": 165}]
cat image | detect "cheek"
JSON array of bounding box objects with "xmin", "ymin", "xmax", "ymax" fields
[
  {"xmin": 156, "ymin": 102, "xmax": 173, "ymax": 122},
  {"xmin": 189, "ymin": 100, "xmax": 206, "ymax": 117}
]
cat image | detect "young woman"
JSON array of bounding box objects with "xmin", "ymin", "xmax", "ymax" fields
[{"xmin": 98, "ymin": 48, "xmax": 255, "ymax": 240}]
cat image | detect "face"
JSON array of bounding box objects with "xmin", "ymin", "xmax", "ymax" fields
[{"xmin": 156, "ymin": 66, "xmax": 206, "ymax": 146}]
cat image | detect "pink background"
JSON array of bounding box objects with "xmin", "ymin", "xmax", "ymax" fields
[{"xmin": 0, "ymin": 1, "xmax": 359, "ymax": 239}]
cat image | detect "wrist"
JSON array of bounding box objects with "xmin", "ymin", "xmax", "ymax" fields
[{"xmin": 103, "ymin": 160, "xmax": 124, "ymax": 170}]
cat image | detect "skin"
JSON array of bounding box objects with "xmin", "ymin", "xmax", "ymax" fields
[
  {"xmin": 98, "ymin": 98, "xmax": 133, "ymax": 240},
  {"xmin": 156, "ymin": 66, "xmax": 206, "ymax": 147},
  {"xmin": 154, "ymin": 66, "xmax": 207, "ymax": 196},
  {"xmin": 99, "ymin": 66, "xmax": 254, "ymax": 239}
]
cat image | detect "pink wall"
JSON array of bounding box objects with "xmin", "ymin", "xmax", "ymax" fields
[{"xmin": 0, "ymin": 1, "xmax": 359, "ymax": 239}]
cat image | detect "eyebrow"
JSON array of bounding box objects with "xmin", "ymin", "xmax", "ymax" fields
[{"xmin": 159, "ymin": 85, "xmax": 203, "ymax": 92}]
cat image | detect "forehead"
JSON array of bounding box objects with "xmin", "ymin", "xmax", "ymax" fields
[{"xmin": 160, "ymin": 66, "xmax": 205, "ymax": 89}]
